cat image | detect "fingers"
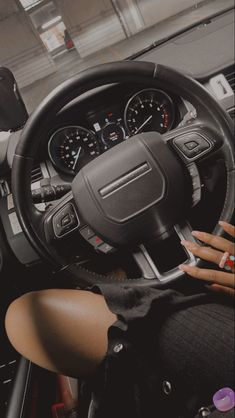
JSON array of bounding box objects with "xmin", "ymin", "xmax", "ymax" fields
[
  {"xmin": 219, "ymin": 221, "xmax": 235, "ymax": 238},
  {"xmin": 181, "ymin": 240, "xmax": 222, "ymax": 265},
  {"xmin": 179, "ymin": 264, "xmax": 235, "ymax": 288},
  {"xmin": 180, "ymin": 223, "xmax": 235, "ymax": 294},
  {"xmin": 206, "ymin": 284, "xmax": 235, "ymax": 297},
  {"xmin": 191, "ymin": 231, "xmax": 234, "ymax": 255}
]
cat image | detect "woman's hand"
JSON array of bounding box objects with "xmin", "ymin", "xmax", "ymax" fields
[{"xmin": 179, "ymin": 221, "xmax": 235, "ymax": 296}]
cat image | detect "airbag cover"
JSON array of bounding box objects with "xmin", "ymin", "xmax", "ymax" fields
[{"xmin": 72, "ymin": 132, "xmax": 187, "ymax": 245}]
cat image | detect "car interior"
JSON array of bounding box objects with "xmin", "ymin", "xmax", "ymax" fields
[{"xmin": 0, "ymin": 2, "xmax": 234, "ymax": 417}]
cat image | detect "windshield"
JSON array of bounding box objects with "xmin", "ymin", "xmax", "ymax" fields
[{"xmin": 0, "ymin": 0, "xmax": 233, "ymax": 113}]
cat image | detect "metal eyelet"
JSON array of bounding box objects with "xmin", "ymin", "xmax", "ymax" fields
[
  {"xmin": 113, "ymin": 343, "xmax": 123, "ymax": 353},
  {"xmin": 198, "ymin": 407, "xmax": 211, "ymax": 417},
  {"xmin": 162, "ymin": 380, "xmax": 172, "ymax": 395}
]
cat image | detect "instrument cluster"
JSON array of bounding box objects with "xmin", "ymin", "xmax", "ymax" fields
[{"xmin": 48, "ymin": 88, "xmax": 175, "ymax": 175}]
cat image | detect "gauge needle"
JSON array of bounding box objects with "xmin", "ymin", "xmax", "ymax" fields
[
  {"xmin": 73, "ymin": 146, "xmax": 82, "ymax": 171},
  {"xmin": 135, "ymin": 115, "xmax": 153, "ymax": 134}
]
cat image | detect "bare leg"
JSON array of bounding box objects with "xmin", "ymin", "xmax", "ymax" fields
[{"xmin": 5, "ymin": 289, "xmax": 117, "ymax": 378}]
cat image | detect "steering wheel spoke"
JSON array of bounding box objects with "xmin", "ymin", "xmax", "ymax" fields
[
  {"xmin": 132, "ymin": 245, "xmax": 160, "ymax": 280},
  {"xmin": 163, "ymin": 121, "xmax": 220, "ymax": 164},
  {"xmin": 43, "ymin": 191, "xmax": 81, "ymax": 243},
  {"xmin": 132, "ymin": 221, "xmax": 198, "ymax": 283},
  {"xmin": 163, "ymin": 121, "xmax": 226, "ymax": 208},
  {"xmin": 174, "ymin": 221, "xmax": 198, "ymax": 265}
]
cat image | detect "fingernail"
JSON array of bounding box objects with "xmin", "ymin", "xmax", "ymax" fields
[
  {"xmin": 191, "ymin": 231, "xmax": 201, "ymax": 237},
  {"xmin": 219, "ymin": 251, "xmax": 229, "ymax": 268},
  {"xmin": 213, "ymin": 387, "xmax": 235, "ymax": 412},
  {"xmin": 219, "ymin": 221, "xmax": 227, "ymax": 226},
  {"xmin": 179, "ymin": 264, "xmax": 187, "ymax": 271}
]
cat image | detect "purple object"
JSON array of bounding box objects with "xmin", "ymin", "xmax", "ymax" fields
[{"xmin": 213, "ymin": 387, "xmax": 235, "ymax": 412}]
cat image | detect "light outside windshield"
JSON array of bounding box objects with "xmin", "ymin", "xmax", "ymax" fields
[{"xmin": 0, "ymin": 0, "xmax": 233, "ymax": 112}]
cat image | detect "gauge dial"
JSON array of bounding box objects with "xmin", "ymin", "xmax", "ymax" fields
[
  {"xmin": 48, "ymin": 126, "xmax": 100, "ymax": 175},
  {"xmin": 124, "ymin": 89, "xmax": 174, "ymax": 135}
]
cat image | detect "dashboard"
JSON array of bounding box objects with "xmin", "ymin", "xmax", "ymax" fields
[
  {"xmin": 0, "ymin": 6, "xmax": 234, "ymax": 270},
  {"xmin": 46, "ymin": 85, "xmax": 181, "ymax": 177},
  {"xmin": 0, "ymin": 81, "xmax": 185, "ymax": 265}
]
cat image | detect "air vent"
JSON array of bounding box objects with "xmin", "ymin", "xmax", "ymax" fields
[
  {"xmin": 223, "ymin": 66, "xmax": 235, "ymax": 93},
  {"xmin": 31, "ymin": 163, "xmax": 43, "ymax": 183}
]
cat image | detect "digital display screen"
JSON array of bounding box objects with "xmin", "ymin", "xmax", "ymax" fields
[{"xmin": 87, "ymin": 106, "xmax": 127, "ymax": 149}]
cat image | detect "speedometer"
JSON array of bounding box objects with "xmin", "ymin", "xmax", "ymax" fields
[
  {"xmin": 48, "ymin": 126, "xmax": 100, "ymax": 175},
  {"xmin": 124, "ymin": 89, "xmax": 174, "ymax": 135}
]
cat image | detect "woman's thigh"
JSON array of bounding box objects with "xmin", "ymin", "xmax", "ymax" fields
[{"xmin": 5, "ymin": 289, "xmax": 117, "ymax": 378}]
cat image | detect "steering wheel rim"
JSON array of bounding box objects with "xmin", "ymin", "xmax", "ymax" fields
[{"xmin": 12, "ymin": 61, "xmax": 235, "ymax": 287}]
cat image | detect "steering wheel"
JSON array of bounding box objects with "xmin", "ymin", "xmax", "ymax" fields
[{"xmin": 12, "ymin": 61, "xmax": 235, "ymax": 288}]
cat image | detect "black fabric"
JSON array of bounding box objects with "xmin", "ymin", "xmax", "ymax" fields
[
  {"xmin": 79, "ymin": 283, "xmax": 234, "ymax": 418},
  {"xmin": 194, "ymin": 409, "xmax": 235, "ymax": 418}
]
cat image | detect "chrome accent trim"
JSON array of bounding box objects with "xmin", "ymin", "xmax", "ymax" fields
[{"xmin": 99, "ymin": 162, "xmax": 151, "ymax": 197}]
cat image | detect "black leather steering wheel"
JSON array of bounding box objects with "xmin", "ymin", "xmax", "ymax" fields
[{"xmin": 12, "ymin": 61, "xmax": 235, "ymax": 288}]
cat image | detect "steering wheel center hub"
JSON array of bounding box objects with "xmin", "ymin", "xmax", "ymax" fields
[{"xmin": 72, "ymin": 132, "xmax": 187, "ymax": 246}]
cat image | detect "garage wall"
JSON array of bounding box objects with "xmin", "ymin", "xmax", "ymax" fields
[
  {"xmin": 0, "ymin": 0, "xmax": 19, "ymax": 18},
  {"xmin": 0, "ymin": 0, "xmax": 56, "ymax": 88},
  {"xmin": 115, "ymin": 0, "xmax": 145, "ymax": 35},
  {"xmin": 136, "ymin": 0, "xmax": 197, "ymax": 28},
  {"xmin": 55, "ymin": 0, "xmax": 126, "ymax": 57}
]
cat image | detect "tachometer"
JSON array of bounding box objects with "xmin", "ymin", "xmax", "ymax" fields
[
  {"xmin": 124, "ymin": 89, "xmax": 174, "ymax": 135},
  {"xmin": 48, "ymin": 126, "xmax": 100, "ymax": 175}
]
